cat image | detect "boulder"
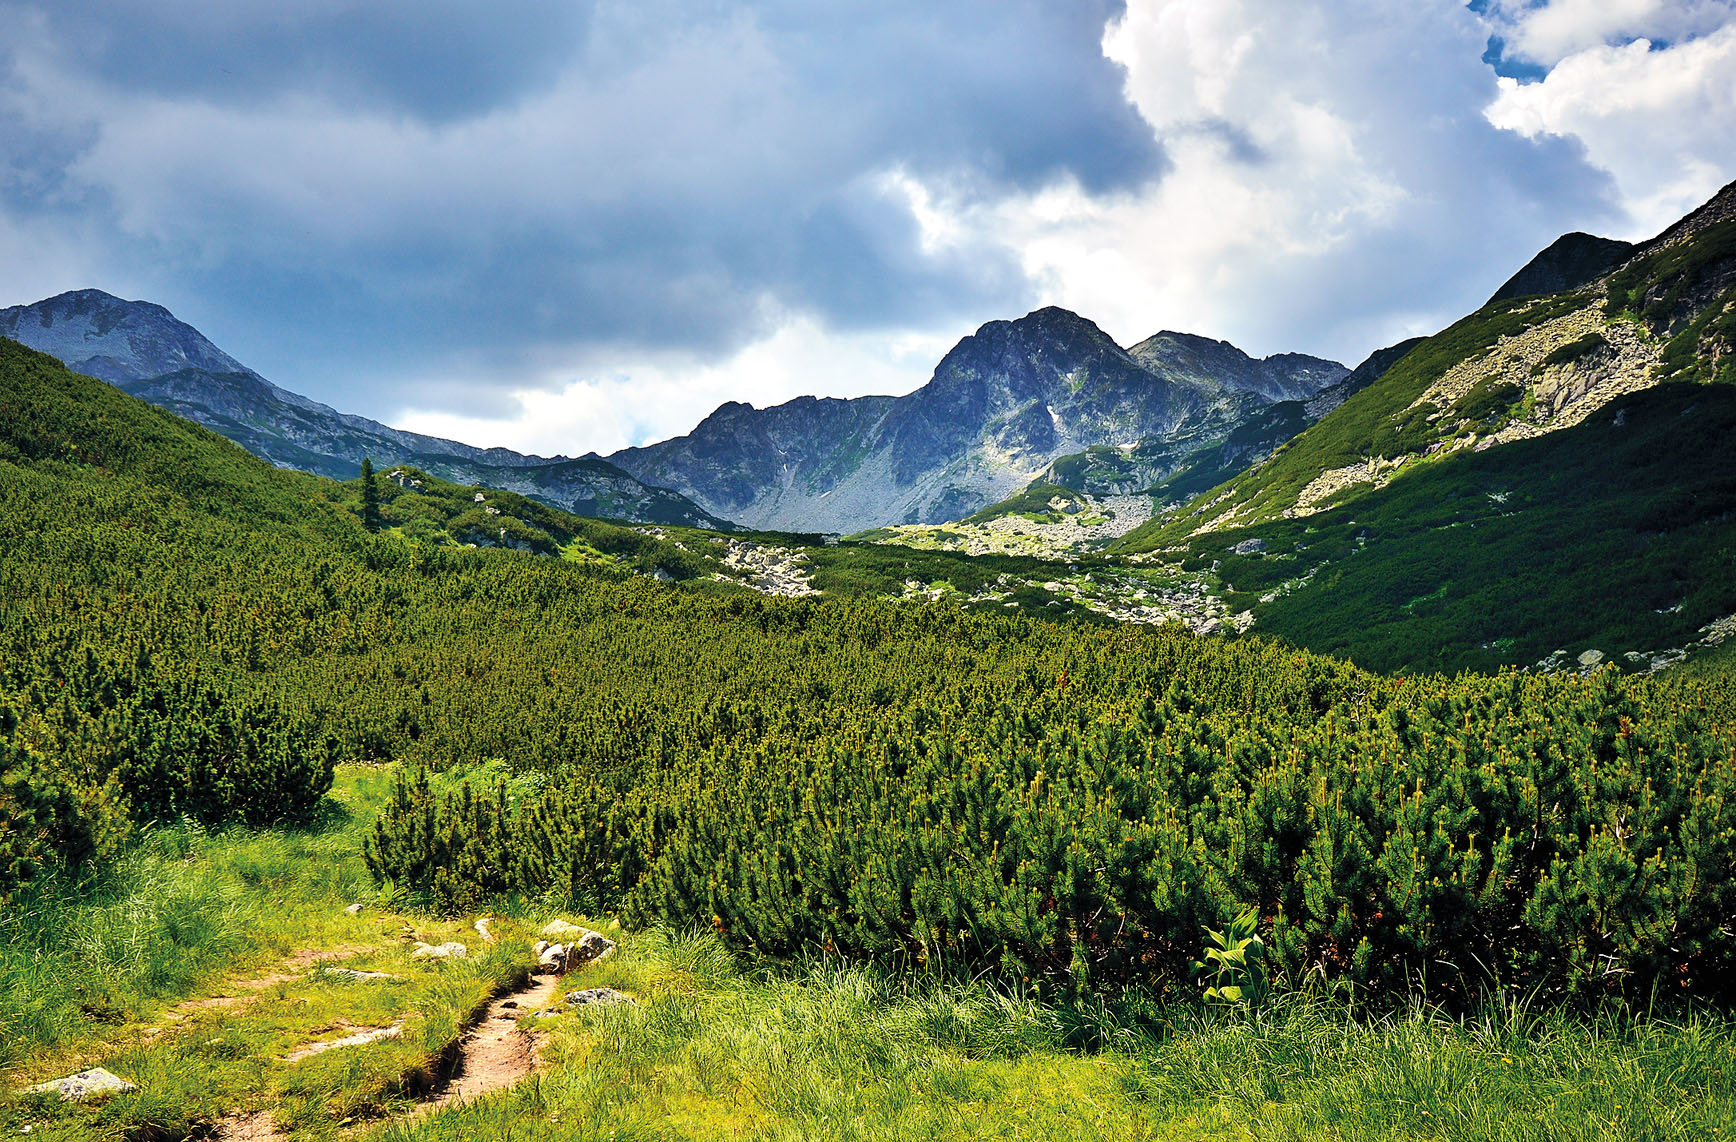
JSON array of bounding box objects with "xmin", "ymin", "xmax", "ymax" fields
[
  {"xmin": 539, "ymin": 919, "xmax": 590, "ymax": 939},
  {"xmin": 26, "ymin": 1068, "xmax": 137, "ymax": 1102},
  {"xmin": 411, "ymin": 941, "xmax": 468, "ymax": 961},
  {"xmin": 1228, "ymin": 538, "xmax": 1267, "ymax": 555},
  {"xmin": 1578, "ymin": 649, "xmax": 1606, "ymax": 667},
  {"xmin": 532, "ymin": 932, "xmax": 615, "ymax": 972},
  {"xmin": 565, "ymin": 987, "xmax": 632, "ymax": 1007},
  {"xmin": 473, "ymin": 917, "xmax": 495, "ymax": 942},
  {"xmin": 343, "ymin": 903, "xmax": 364, "ymax": 916}
]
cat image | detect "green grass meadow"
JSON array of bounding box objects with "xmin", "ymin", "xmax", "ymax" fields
[{"xmin": 2, "ymin": 768, "xmax": 1733, "ymax": 1141}]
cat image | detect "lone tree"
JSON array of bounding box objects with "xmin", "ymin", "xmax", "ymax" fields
[{"xmin": 360, "ymin": 456, "xmax": 382, "ymax": 532}]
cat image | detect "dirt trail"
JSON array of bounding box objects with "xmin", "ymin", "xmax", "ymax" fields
[
  {"xmin": 422, "ymin": 971, "xmax": 563, "ymax": 1111},
  {"xmin": 215, "ymin": 1110, "xmax": 277, "ymax": 1140}
]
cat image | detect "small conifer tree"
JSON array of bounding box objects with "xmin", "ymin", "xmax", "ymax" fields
[{"xmin": 361, "ymin": 456, "xmax": 382, "ymax": 532}]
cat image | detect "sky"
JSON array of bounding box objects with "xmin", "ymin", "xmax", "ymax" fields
[{"xmin": 2, "ymin": 0, "xmax": 1734, "ymax": 458}]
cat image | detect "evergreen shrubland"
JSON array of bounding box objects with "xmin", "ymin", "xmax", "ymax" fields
[{"xmin": 4, "ymin": 334, "xmax": 1735, "ymax": 1006}]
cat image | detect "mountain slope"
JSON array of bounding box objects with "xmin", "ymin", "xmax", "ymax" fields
[
  {"xmin": 1102, "ymin": 180, "xmax": 1736, "ymax": 673},
  {"xmin": 609, "ymin": 307, "xmax": 1347, "ymax": 532},
  {"xmin": 0, "ymin": 290, "xmax": 732, "ymax": 529},
  {"xmin": 1118, "ymin": 179, "xmax": 1736, "ymax": 550}
]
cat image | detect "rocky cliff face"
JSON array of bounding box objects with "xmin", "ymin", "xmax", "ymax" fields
[
  {"xmin": 610, "ymin": 307, "xmax": 1346, "ymax": 533},
  {"xmin": 0, "ymin": 291, "xmax": 731, "ymax": 529}
]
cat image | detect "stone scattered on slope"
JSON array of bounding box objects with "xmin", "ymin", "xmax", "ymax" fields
[
  {"xmin": 539, "ymin": 919, "xmax": 591, "ymax": 940},
  {"xmin": 411, "ymin": 941, "xmax": 468, "ymax": 961},
  {"xmin": 25, "ymin": 1068, "xmax": 136, "ymax": 1102},
  {"xmin": 533, "ymin": 933, "xmax": 615, "ymax": 973},
  {"xmin": 565, "ymin": 988, "xmax": 633, "ymax": 1007}
]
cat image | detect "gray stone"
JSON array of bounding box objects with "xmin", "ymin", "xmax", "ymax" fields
[
  {"xmin": 411, "ymin": 941, "xmax": 468, "ymax": 961},
  {"xmin": 566, "ymin": 987, "xmax": 633, "ymax": 1007},
  {"xmin": 26, "ymin": 1068, "xmax": 137, "ymax": 1102},
  {"xmin": 1228, "ymin": 537, "xmax": 1267, "ymax": 555},
  {"xmin": 534, "ymin": 929, "xmax": 616, "ymax": 972},
  {"xmin": 343, "ymin": 903, "xmax": 364, "ymax": 916},
  {"xmin": 539, "ymin": 919, "xmax": 590, "ymax": 939},
  {"xmin": 1578, "ymin": 649, "xmax": 1606, "ymax": 667}
]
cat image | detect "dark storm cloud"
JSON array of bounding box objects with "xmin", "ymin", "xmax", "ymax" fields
[
  {"xmin": 0, "ymin": 0, "xmax": 1161, "ymax": 414},
  {"xmin": 16, "ymin": 0, "xmax": 596, "ymax": 122}
]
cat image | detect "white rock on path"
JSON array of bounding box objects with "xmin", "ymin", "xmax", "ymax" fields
[
  {"xmin": 411, "ymin": 941, "xmax": 468, "ymax": 960},
  {"xmin": 26, "ymin": 1068, "xmax": 137, "ymax": 1102}
]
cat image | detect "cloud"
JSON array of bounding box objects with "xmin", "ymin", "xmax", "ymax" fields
[
  {"xmin": 2, "ymin": 1, "xmax": 1734, "ymax": 459},
  {"xmin": 882, "ymin": 0, "xmax": 1615, "ymax": 365},
  {"xmin": 1487, "ymin": 14, "xmax": 1736, "ymax": 236},
  {"xmin": 0, "ymin": 0, "xmax": 1156, "ymax": 426},
  {"xmin": 1485, "ymin": 0, "xmax": 1735, "ymax": 65}
]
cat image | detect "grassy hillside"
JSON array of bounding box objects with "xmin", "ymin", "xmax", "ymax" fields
[
  {"xmin": 1118, "ymin": 291, "xmax": 1591, "ymax": 547},
  {"xmin": 1120, "ymin": 382, "xmax": 1736, "ymax": 674}
]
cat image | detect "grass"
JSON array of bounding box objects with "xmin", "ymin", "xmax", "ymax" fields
[
  {"xmin": 0, "ymin": 768, "xmax": 541, "ymax": 1139},
  {"xmin": 6, "ymin": 769, "xmax": 1736, "ymax": 1140},
  {"xmin": 369, "ymin": 928, "xmax": 1736, "ymax": 1142},
  {"xmin": 1131, "ymin": 996, "xmax": 1736, "ymax": 1141},
  {"xmin": 0, "ymin": 770, "xmax": 393, "ymax": 1065},
  {"xmin": 1112, "ymin": 381, "xmax": 1736, "ymax": 673}
]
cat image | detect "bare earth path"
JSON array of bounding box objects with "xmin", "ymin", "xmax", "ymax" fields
[{"xmin": 423, "ymin": 970, "xmax": 563, "ymax": 1110}]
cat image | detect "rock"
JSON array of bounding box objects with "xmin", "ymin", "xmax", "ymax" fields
[
  {"xmin": 25, "ymin": 1068, "xmax": 137, "ymax": 1102},
  {"xmin": 540, "ymin": 919, "xmax": 590, "ymax": 940},
  {"xmin": 343, "ymin": 903, "xmax": 364, "ymax": 916},
  {"xmin": 323, "ymin": 967, "xmax": 401, "ymax": 983},
  {"xmin": 572, "ymin": 931, "xmax": 616, "ymax": 967},
  {"xmin": 1578, "ymin": 649, "xmax": 1606, "ymax": 667},
  {"xmin": 411, "ymin": 941, "xmax": 468, "ymax": 961},
  {"xmin": 566, "ymin": 988, "xmax": 633, "ymax": 1007},
  {"xmin": 533, "ymin": 929, "xmax": 616, "ymax": 972},
  {"xmin": 473, "ymin": 917, "xmax": 495, "ymax": 943},
  {"xmin": 1228, "ymin": 537, "xmax": 1267, "ymax": 555}
]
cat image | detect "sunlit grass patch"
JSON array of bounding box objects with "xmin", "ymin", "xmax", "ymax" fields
[{"xmin": 378, "ymin": 929, "xmax": 1245, "ymax": 1142}]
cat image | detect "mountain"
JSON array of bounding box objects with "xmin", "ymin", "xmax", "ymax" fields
[
  {"xmin": 1488, "ymin": 232, "xmax": 1635, "ymax": 303},
  {"xmin": 608, "ymin": 307, "xmax": 1348, "ymax": 533},
  {"xmin": 1024, "ymin": 336, "xmax": 1425, "ymax": 508},
  {"xmin": 1110, "ymin": 179, "xmax": 1736, "ymax": 673},
  {"xmin": 0, "ymin": 290, "xmax": 733, "ymax": 530}
]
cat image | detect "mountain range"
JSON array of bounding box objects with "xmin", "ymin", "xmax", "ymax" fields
[
  {"xmin": 2, "ymin": 180, "xmax": 1733, "ymax": 676},
  {"xmin": 2, "ymin": 292, "xmax": 1371, "ymax": 536},
  {"xmin": 0, "ymin": 291, "xmax": 733, "ymax": 530}
]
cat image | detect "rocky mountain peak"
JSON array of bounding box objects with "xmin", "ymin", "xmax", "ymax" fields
[
  {"xmin": 1128, "ymin": 329, "xmax": 1347, "ymax": 403},
  {"xmin": 0, "ymin": 289, "xmax": 247, "ymax": 383},
  {"xmin": 1488, "ymin": 232, "xmax": 1636, "ymax": 304}
]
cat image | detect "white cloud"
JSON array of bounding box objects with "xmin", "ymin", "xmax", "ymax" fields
[
  {"xmin": 1490, "ymin": 0, "xmax": 1735, "ymax": 66},
  {"xmin": 1487, "ymin": 22, "xmax": 1736, "ymax": 238},
  {"xmin": 872, "ymin": 0, "xmax": 1608, "ymax": 365}
]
